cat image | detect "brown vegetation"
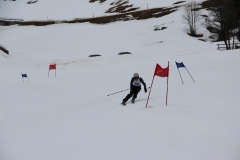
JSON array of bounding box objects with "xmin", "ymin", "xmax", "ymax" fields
[
  {"xmin": 89, "ymin": 0, "xmax": 106, "ymax": 3},
  {"xmin": 118, "ymin": 52, "xmax": 132, "ymax": 55},
  {"xmin": 0, "ymin": 46, "xmax": 9, "ymax": 55},
  {"xmin": 201, "ymin": 15, "xmax": 208, "ymax": 18},
  {"xmin": 19, "ymin": 20, "xmax": 56, "ymax": 26},
  {"xmin": 173, "ymin": 1, "xmax": 186, "ymax": 5},
  {"xmin": 198, "ymin": 39, "xmax": 206, "ymax": 42},
  {"xmin": 204, "ymin": 0, "xmax": 240, "ymax": 49},
  {"xmin": 154, "ymin": 26, "xmax": 167, "ymax": 31},
  {"xmin": 89, "ymin": 54, "xmax": 102, "ymax": 57},
  {"xmin": 105, "ymin": 0, "xmax": 139, "ymax": 14},
  {"xmin": 187, "ymin": 33, "xmax": 203, "ymax": 37},
  {"xmin": 27, "ymin": 0, "xmax": 38, "ymax": 4},
  {"xmin": 19, "ymin": 6, "xmax": 179, "ymax": 26},
  {"xmin": 201, "ymin": 0, "xmax": 217, "ymax": 10}
]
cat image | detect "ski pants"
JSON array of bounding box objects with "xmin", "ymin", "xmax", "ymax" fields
[{"xmin": 123, "ymin": 86, "xmax": 141, "ymax": 102}]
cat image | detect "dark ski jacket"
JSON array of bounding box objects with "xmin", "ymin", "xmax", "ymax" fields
[{"xmin": 130, "ymin": 77, "xmax": 147, "ymax": 90}]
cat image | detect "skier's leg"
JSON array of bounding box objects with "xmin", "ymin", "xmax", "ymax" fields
[
  {"xmin": 132, "ymin": 87, "xmax": 141, "ymax": 101},
  {"xmin": 123, "ymin": 90, "xmax": 134, "ymax": 102}
]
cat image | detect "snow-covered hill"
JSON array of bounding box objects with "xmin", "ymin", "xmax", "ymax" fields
[
  {"xmin": 0, "ymin": 1, "xmax": 240, "ymax": 160},
  {"xmin": 0, "ymin": 0, "xmax": 199, "ymax": 20}
]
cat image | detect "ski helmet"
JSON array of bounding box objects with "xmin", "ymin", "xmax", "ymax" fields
[{"xmin": 133, "ymin": 73, "xmax": 139, "ymax": 78}]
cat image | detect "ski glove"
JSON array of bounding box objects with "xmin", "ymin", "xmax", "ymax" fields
[{"xmin": 144, "ymin": 88, "xmax": 147, "ymax": 93}]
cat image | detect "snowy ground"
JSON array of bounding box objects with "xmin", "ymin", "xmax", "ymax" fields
[
  {"xmin": 0, "ymin": 0, "xmax": 200, "ymax": 20},
  {"xmin": 0, "ymin": 3, "xmax": 240, "ymax": 160}
]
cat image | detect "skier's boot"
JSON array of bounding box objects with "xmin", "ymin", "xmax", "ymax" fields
[
  {"xmin": 131, "ymin": 97, "xmax": 136, "ymax": 103},
  {"xmin": 122, "ymin": 101, "xmax": 126, "ymax": 106}
]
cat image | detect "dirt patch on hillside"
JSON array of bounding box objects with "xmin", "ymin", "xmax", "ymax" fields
[
  {"xmin": 20, "ymin": 20, "xmax": 57, "ymax": 26},
  {"xmin": 19, "ymin": 6, "xmax": 179, "ymax": 26},
  {"xmin": 201, "ymin": 0, "xmax": 216, "ymax": 10},
  {"xmin": 27, "ymin": 0, "xmax": 38, "ymax": 4},
  {"xmin": 10, "ymin": 0, "xmax": 217, "ymax": 27},
  {"xmin": 89, "ymin": 0, "xmax": 106, "ymax": 3},
  {"xmin": 105, "ymin": 0, "xmax": 139, "ymax": 13},
  {"xmin": 187, "ymin": 33, "xmax": 203, "ymax": 37},
  {"xmin": 173, "ymin": 1, "xmax": 185, "ymax": 5},
  {"xmin": 0, "ymin": 46, "xmax": 9, "ymax": 55},
  {"xmin": 154, "ymin": 26, "xmax": 167, "ymax": 31}
]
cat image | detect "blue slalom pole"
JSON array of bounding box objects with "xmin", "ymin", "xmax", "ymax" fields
[{"xmin": 185, "ymin": 67, "xmax": 195, "ymax": 83}]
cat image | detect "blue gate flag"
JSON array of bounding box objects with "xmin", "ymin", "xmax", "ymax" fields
[
  {"xmin": 175, "ymin": 61, "xmax": 195, "ymax": 83},
  {"xmin": 21, "ymin": 72, "xmax": 29, "ymax": 82},
  {"xmin": 22, "ymin": 74, "xmax": 27, "ymax": 78},
  {"xmin": 175, "ymin": 62, "xmax": 185, "ymax": 68}
]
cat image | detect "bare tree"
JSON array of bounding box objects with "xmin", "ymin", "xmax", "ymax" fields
[
  {"xmin": 233, "ymin": 0, "xmax": 240, "ymax": 42},
  {"xmin": 237, "ymin": 29, "xmax": 240, "ymax": 41},
  {"xmin": 182, "ymin": 1, "xmax": 202, "ymax": 36},
  {"xmin": 205, "ymin": 0, "xmax": 238, "ymax": 50}
]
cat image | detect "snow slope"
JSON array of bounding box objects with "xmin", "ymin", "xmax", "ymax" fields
[
  {"xmin": 0, "ymin": 0, "xmax": 200, "ymax": 20},
  {"xmin": 0, "ymin": 2, "xmax": 240, "ymax": 160}
]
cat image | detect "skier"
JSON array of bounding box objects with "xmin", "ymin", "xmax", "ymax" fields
[{"xmin": 122, "ymin": 73, "xmax": 147, "ymax": 105}]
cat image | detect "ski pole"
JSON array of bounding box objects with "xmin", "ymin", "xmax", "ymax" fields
[
  {"xmin": 107, "ymin": 87, "xmax": 150, "ymax": 96},
  {"xmin": 107, "ymin": 89, "xmax": 130, "ymax": 96}
]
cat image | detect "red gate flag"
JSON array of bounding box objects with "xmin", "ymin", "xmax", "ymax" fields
[
  {"xmin": 49, "ymin": 64, "xmax": 56, "ymax": 70},
  {"xmin": 154, "ymin": 63, "xmax": 169, "ymax": 77},
  {"xmin": 48, "ymin": 63, "xmax": 56, "ymax": 77},
  {"xmin": 146, "ymin": 62, "xmax": 169, "ymax": 108}
]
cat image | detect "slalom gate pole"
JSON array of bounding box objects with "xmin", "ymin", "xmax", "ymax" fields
[
  {"xmin": 55, "ymin": 63, "xmax": 56, "ymax": 77},
  {"xmin": 166, "ymin": 61, "xmax": 169, "ymax": 106},
  {"xmin": 185, "ymin": 66, "xmax": 195, "ymax": 83},
  {"xmin": 26, "ymin": 73, "xmax": 29, "ymax": 81},
  {"xmin": 146, "ymin": 75, "xmax": 155, "ymax": 108},
  {"xmin": 21, "ymin": 72, "xmax": 24, "ymax": 83},
  {"xmin": 177, "ymin": 67, "xmax": 184, "ymax": 84}
]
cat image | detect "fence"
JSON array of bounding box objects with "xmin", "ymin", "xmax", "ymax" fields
[
  {"xmin": 0, "ymin": 17, "xmax": 24, "ymax": 26},
  {"xmin": 217, "ymin": 43, "xmax": 240, "ymax": 50}
]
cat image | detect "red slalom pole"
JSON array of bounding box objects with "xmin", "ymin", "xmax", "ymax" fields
[
  {"xmin": 166, "ymin": 61, "xmax": 169, "ymax": 106},
  {"xmin": 146, "ymin": 74, "xmax": 155, "ymax": 108},
  {"xmin": 55, "ymin": 63, "xmax": 56, "ymax": 77}
]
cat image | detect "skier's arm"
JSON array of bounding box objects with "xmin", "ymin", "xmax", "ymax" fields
[
  {"xmin": 130, "ymin": 78, "xmax": 134, "ymax": 89},
  {"xmin": 140, "ymin": 78, "xmax": 147, "ymax": 91}
]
